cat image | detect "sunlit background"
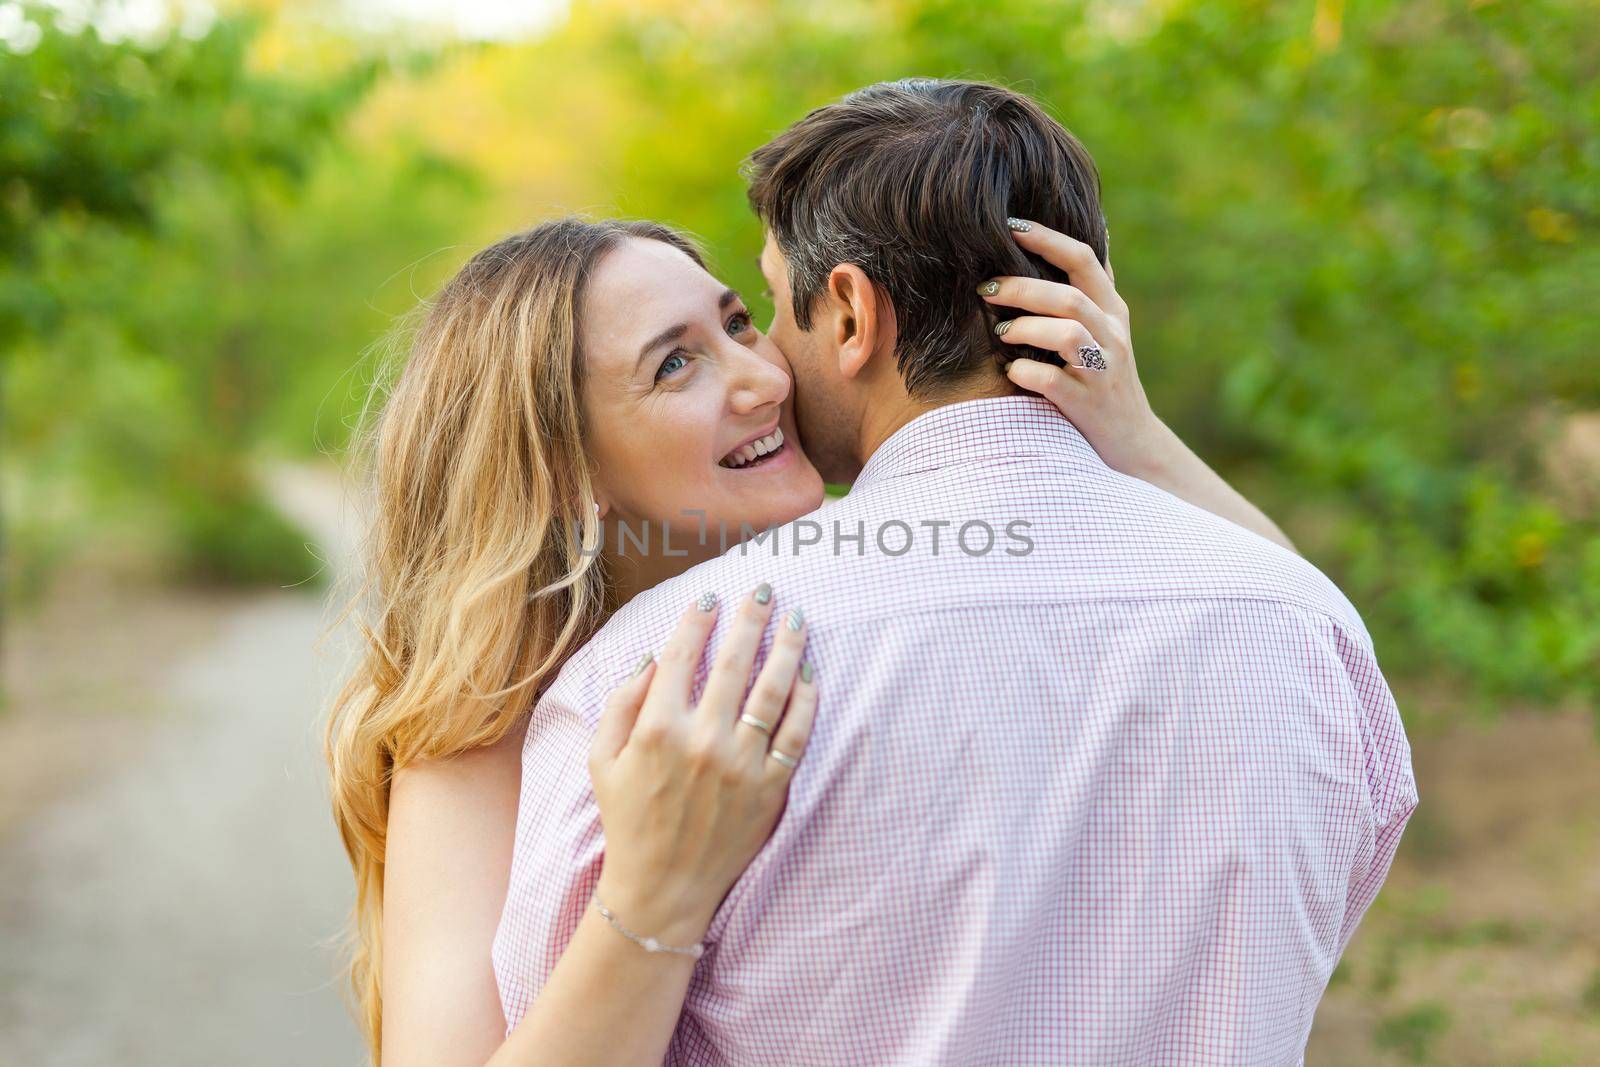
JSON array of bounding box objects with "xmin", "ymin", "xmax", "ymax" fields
[{"xmin": 2, "ymin": 1, "xmax": 1596, "ymax": 1064}]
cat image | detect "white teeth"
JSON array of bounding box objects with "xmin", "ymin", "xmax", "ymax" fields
[{"xmin": 721, "ymin": 428, "xmax": 785, "ymax": 469}]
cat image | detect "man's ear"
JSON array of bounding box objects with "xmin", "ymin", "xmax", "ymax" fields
[{"xmin": 825, "ymin": 264, "xmax": 892, "ymax": 381}]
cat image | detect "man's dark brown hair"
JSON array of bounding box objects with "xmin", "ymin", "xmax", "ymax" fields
[{"xmin": 745, "ymin": 78, "xmax": 1108, "ymax": 398}]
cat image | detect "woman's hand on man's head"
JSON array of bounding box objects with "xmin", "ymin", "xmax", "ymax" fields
[{"xmin": 980, "ymin": 219, "xmax": 1173, "ymax": 480}]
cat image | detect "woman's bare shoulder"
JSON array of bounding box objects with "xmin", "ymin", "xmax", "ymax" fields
[
  {"xmin": 382, "ymin": 717, "xmax": 529, "ymax": 1067},
  {"xmin": 386, "ymin": 717, "xmax": 528, "ymax": 911},
  {"xmin": 391, "ymin": 718, "xmax": 528, "ymax": 812}
]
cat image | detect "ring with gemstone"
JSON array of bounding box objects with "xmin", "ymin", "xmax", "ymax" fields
[{"xmin": 1075, "ymin": 343, "xmax": 1108, "ymax": 371}]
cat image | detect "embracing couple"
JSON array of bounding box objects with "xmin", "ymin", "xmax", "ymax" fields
[{"xmin": 327, "ymin": 79, "xmax": 1419, "ymax": 1066}]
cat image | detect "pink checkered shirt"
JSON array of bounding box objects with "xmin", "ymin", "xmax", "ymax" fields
[{"xmin": 493, "ymin": 395, "xmax": 1418, "ymax": 1065}]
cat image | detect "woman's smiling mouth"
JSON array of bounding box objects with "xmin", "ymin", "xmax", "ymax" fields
[{"xmin": 720, "ymin": 427, "xmax": 787, "ymax": 470}]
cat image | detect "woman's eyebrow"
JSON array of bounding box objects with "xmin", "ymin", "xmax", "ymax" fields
[
  {"xmin": 633, "ymin": 291, "xmax": 743, "ymax": 370},
  {"xmin": 635, "ymin": 322, "xmax": 688, "ymax": 371}
]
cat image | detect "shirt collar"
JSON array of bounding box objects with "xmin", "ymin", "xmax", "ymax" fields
[{"xmin": 851, "ymin": 394, "xmax": 1105, "ymax": 493}]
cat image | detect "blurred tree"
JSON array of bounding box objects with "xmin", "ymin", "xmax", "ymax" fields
[
  {"xmin": 1, "ymin": 3, "xmax": 472, "ymax": 593},
  {"xmin": 0, "ymin": 4, "xmax": 375, "ymax": 344}
]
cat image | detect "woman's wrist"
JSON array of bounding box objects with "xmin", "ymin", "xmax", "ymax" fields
[
  {"xmin": 591, "ymin": 895, "xmax": 707, "ymax": 960},
  {"xmin": 592, "ymin": 876, "xmax": 715, "ymax": 948},
  {"xmin": 1099, "ymin": 412, "xmax": 1180, "ymax": 485}
]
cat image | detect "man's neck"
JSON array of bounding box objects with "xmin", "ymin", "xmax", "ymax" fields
[{"xmin": 856, "ymin": 368, "xmax": 1019, "ymax": 470}]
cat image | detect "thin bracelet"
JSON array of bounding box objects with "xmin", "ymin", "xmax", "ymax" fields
[{"xmin": 591, "ymin": 894, "xmax": 706, "ymax": 960}]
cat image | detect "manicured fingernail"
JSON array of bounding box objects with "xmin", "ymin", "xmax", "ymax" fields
[
  {"xmin": 696, "ymin": 590, "xmax": 717, "ymax": 611},
  {"xmin": 977, "ymin": 280, "xmax": 1000, "ymax": 296},
  {"xmin": 785, "ymin": 608, "xmax": 804, "ymax": 631},
  {"xmin": 1006, "ymin": 217, "xmax": 1032, "ymax": 232},
  {"xmin": 754, "ymin": 582, "xmax": 772, "ymax": 605},
  {"xmin": 993, "ymin": 320, "xmax": 1013, "ymax": 337},
  {"xmin": 800, "ymin": 661, "xmax": 813, "ymax": 683},
  {"xmin": 631, "ymin": 652, "xmax": 655, "ymax": 677}
]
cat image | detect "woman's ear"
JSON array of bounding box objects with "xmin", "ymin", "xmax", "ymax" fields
[{"xmin": 825, "ymin": 264, "xmax": 890, "ymax": 380}]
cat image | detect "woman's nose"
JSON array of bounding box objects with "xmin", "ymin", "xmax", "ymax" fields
[{"xmin": 726, "ymin": 346, "xmax": 791, "ymax": 415}]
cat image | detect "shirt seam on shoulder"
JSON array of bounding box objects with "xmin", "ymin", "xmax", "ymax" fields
[
  {"xmin": 852, "ymin": 450, "xmax": 1102, "ymax": 489},
  {"xmin": 811, "ymin": 592, "xmax": 1370, "ymax": 648}
]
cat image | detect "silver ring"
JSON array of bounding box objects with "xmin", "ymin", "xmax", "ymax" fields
[
  {"xmin": 738, "ymin": 713, "xmax": 774, "ymax": 736},
  {"xmin": 768, "ymin": 749, "xmax": 799, "ymax": 770},
  {"xmin": 1074, "ymin": 343, "xmax": 1108, "ymax": 372}
]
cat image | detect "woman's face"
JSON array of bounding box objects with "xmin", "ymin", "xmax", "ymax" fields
[{"xmin": 581, "ymin": 237, "xmax": 826, "ymax": 542}]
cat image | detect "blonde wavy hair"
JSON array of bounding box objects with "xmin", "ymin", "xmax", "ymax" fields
[{"xmin": 325, "ymin": 217, "xmax": 704, "ymax": 1063}]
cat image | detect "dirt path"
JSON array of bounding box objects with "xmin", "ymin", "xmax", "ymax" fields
[{"xmin": 0, "ymin": 464, "xmax": 365, "ymax": 1067}]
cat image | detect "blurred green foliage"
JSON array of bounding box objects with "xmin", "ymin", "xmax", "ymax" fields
[
  {"xmin": 2, "ymin": 4, "xmax": 476, "ymax": 594},
  {"xmin": 2, "ymin": 0, "xmax": 1595, "ymax": 710},
  {"xmin": 1375, "ymin": 1000, "xmax": 1452, "ymax": 1061}
]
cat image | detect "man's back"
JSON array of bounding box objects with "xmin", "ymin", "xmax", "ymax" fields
[{"xmin": 493, "ymin": 396, "xmax": 1418, "ymax": 1066}]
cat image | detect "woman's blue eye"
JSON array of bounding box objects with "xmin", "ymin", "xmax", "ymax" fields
[
  {"xmin": 656, "ymin": 352, "xmax": 688, "ymax": 380},
  {"xmin": 727, "ymin": 312, "xmax": 752, "ymax": 337}
]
